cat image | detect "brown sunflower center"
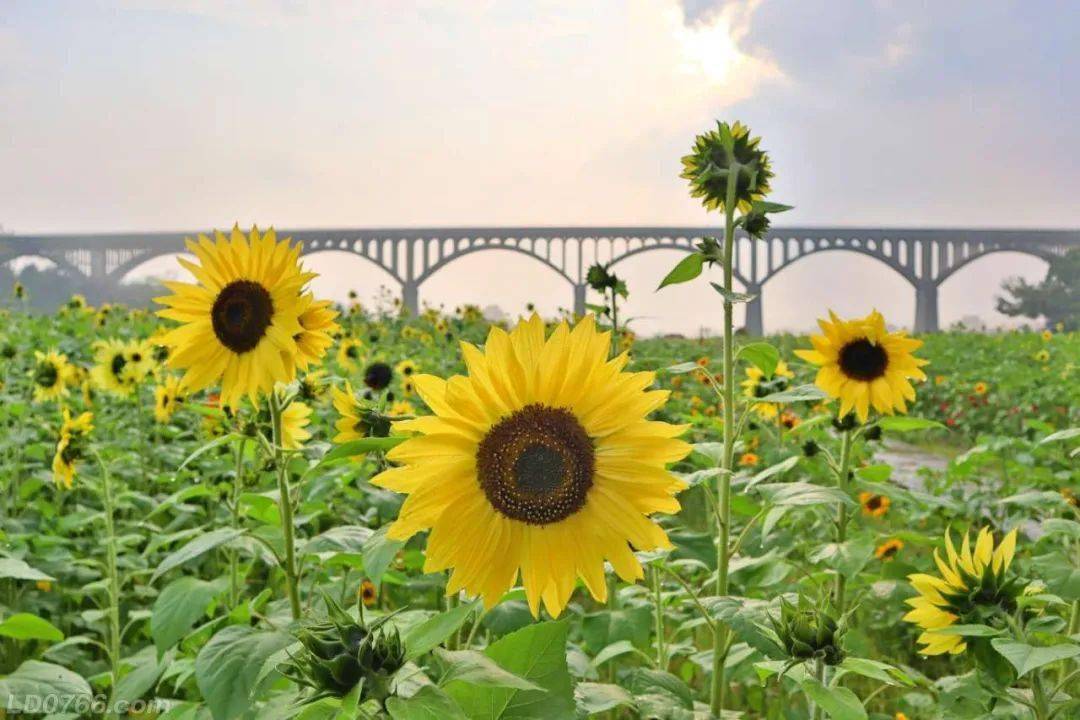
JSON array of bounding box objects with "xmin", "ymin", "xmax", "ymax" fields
[
  {"xmin": 476, "ymin": 404, "xmax": 594, "ymax": 525},
  {"xmin": 838, "ymin": 339, "xmax": 888, "ymax": 381},
  {"xmin": 211, "ymin": 280, "xmax": 274, "ymax": 353}
]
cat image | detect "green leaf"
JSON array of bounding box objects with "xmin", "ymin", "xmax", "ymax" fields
[
  {"xmin": 386, "ymin": 685, "xmax": 466, "ymax": 720},
  {"xmin": 989, "ymin": 639, "xmax": 1080, "ymax": 677},
  {"xmin": 875, "ymin": 416, "xmax": 945, "ymax": 433},
  {"xmin": 1039, "ymin": 427, "xmax": 1080, "ymax": 444},
  {"xmin": 178, "ymin": 432, "xmax": 240, "ymax": 471},
  {"xmin": 624, "ymin": 668, "xmax": 694, "ymax": 708},
  {"xmin": 837, "ymin": 657, "xmax": 914, "ymax": 686},
  {"xmin": 999, "ymin": 491, "xmax": 1067, "ymax": 508},
  {"xmin": 751, "ymin": 200, "xmax": 794, "ymax": 214},
  {"xmin": 1041, "ymin": 518, "xmax": 1080, "ymax": 539},
  {"xmin": 744, "ymin": 455, "xmax": 800, "ymax": 490},
  {"xmin": 756, "ymin": 481, "xmax": 856, "ymax": 507},
  {"xmin": 363, "ymin": 525, "xmax": 406, "ymax": 589},
  {"xmin": 739, "ymin": 342, "xmax": 779, "ymax": 377},
  {"xmin": 194, "ymin": 626, "xmax": 294, "ymax": 720},
  {"xmin": 152, "ymin": 528, "xmax": 246, "ymax": 582},
  {"xmin": 666, "ymin": 361, "xmax": 705, "ymax": 375},
  {"xmin": 757, "ymin": 384, "xmax": 829, "ymax": 404},
  {"xmin": 855, "ymin": 464, "xmax": 892, "ymax": 482},
  {"xmin": 800, "ymin": 679, "xmax": 867, "ymax": 720},
  {"xmin": 657, "ymin": 253, "xmax": 704, "ymax": 289},
  {"xmin": 152, "ymin": 576, "xmax": 223, "ymax": 656},
  {"xmin": 320, "ymin": 436, "xmax": 406, "ymax": 465},
  {"xmin": 436, "ymin": 649, "xmax": 541, "ymax": 691},
  {"xmin": 404, "ymin": 601, "xmax": 479, "ymax": 661},
  {"xmin": 445, "ymin": 620, "xmax": 574, "ymax": 720},
  {"xmin": 0, "ymin": 660, "xmax": 93, "ymax": 712},
  {"xmin": 709, "ymin": 282, "xmax": 758, "ymax": 304},
  {"xmin": 0, "ymin": 613, "xmax": 64, "ymax": 642},
  {"xmin": 574, "ymin": 682, "xmax": 635, "ymax": 715},
  {"xmin": 0, "ymin": 557, "xmax": 54, "ymax": 582},
  {"xmin": 114, "ymin": 646, "xmax": 170, "ymax": 705}
]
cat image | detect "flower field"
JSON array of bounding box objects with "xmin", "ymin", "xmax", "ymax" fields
[{"xmin": 2, "ymin": 124, "xmax": 1079, "ymax": 720}]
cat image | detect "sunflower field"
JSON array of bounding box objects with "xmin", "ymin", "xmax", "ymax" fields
[{"xmin": 2, "ymin": 123, "xmax": 1079, "ymax": 720}]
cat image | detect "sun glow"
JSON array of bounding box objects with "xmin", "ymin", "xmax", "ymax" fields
[{"xmin": 677, "ymin": 16, "xmax": 744, "ymax": 83}]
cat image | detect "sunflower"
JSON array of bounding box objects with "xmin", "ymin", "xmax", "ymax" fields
[
  {"xmin": 280, "ymin": 400, "xmax": 313, "ymax": 450},
  {"xmin": 372, "ymin": 314, "xmax": 690, "ymax": 618},
  {"xmin": 795, "ymin": 310, "xmax": 928, "ymax": 423},
  {"xmin": 395, "ymin": 359, "xmax": 419, "ymax": 378},
  {"xmin": 903, "ymin": 527, "xmax": 1019, "ymax": 655},
  {"xmin": 337, "ymin": 338, "xmax": 365, "ymax": 371},
  {"xmin": 364, "ymin": 362, "xmax": 393, "ymax": 392},
  {"xmin": 1041, "ymin": 329, "xmax": 1053, "ymax": 341},
  {"xmin": 155, "ymin": 226, "xmax": 313, "ymax": 407},
  {"xmin": 1034, "ymin": 349, "xmax": 1050, "ymax": 363},
  {"xmin": 359, "ymin": 579, "xmax": 378, "ymax": 607},
  {"xmin": 52, "ymin": 409, "xmax": 93, "ymax": 489},
  {"xmin": 681, "ymin": 120, "xmax": 773, "ymax": 214},
  {"xmin": 742, "ymin": 359, "xmax": 794, "ymax": 419},
  {"xmin": 738, "ymin": 452, "xmax": 760, "ymax": 467},
  {"xmin": 389, "ymin": 400, "xmax": 415, "ymax": 416},
  {"xmin": 297, "ymin": 370, "xmax": 328, "ymax": 402},
  {"xmin": 859, "ymin": 492, "xmax": 890, "ymax": 518},
  {"xmin": 293, "ymin": 294, "xmax": 339, "ymax": 374},
  {"xmin": 154, "ymin": 375, "xmax": 186, "ymax": 423},
  {"xmin": 91, "ymin": 339, "xmax": 143, "ymax": 396},
  {"xmin": 332, "ymin": 381, "xmax": 390, "ymax": 442},
  {"xmin": 973, "ymin": 381, "xmax": 989, "ymax": 395},
  {"xmin": 875, "ymin": 538, "xmax": 904, "ymax": 561},
  {"xmin": 32, "ymin": 350, "xmax": 70, "ymax": 403}
]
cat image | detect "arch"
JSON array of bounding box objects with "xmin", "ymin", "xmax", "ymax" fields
[
  {"xmin": 415, "ymin": 240, "xmax": 575, "ymax": 287},
  {"xmin": 760, "ymin": 245, "xmax": 917, "ymax": 288},
  {"xmin": 115, "ymin": 251, "xmax": 193, "ymax": 285},
  {"xmin": 938, "ymin": 250, "xmax": 1050, "ymax": 329},
  {"xmin": 607, "ymin": 240, "xmax": 751, "ymax": 288},
  {"xmin": 300, "ymin": 246, "xmax": 406, "ymax": 287},
  {"xmin": 934, "ymin": 245, "xmax": 1059, "ymax": 285},
  {"xmin": 0, "ymin": 251, "xmax": 83, "ymax": 279}
]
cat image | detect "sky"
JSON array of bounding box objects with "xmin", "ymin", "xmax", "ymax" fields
[{"xmin": 2, "ymin": 0, "xmax": 1077, "ymax": 334}]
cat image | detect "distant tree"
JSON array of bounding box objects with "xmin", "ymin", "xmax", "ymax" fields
[{"xmin": 996, "ymin": 247, "xmax": 1080, "ymax": 330}]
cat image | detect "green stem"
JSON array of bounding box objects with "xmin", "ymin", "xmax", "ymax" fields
[
  {"xmin": 93, "ymin": 451, "xmax": 122, "ymax": 720},
  {"xmin": 229, "ymin": 437, "xmax": 247, "ymax": 607},
  {"xmin": 651, "ymin": 566, "xmax": 666, "ymax": 669},
  {"xmin": 833, "ymin": 429, "xmax": 854, "ymax": 613},
  {"xmin": 269, "ymin": 393, "xmax": 302, "ymax": 620},
  {"xmin": 811, "ymin": 657, "xmax": 826, "ymax": 720},
  {"xmin": 710, "ymin": 168, "xmax": 739, "ymax": 717}
]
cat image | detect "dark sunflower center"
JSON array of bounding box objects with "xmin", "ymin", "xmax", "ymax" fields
[
  {"xmin": 476, "ymin": 404, "xmax": 594, "ymax": 525},
  {"xmin": 866, "ymin": 496, "xmax": 882, "ymax": 510},
  {"xmin": 110, "ymin": 353, "xmax": 127, "ymax": 377},
  {"xmin": 211, "ymin": 280, "xmax": 274, "ymax": 353},
  {"xmin": 35, "ymin": 362, "xmax": 58, "ymax": 388},
  {"xmin": 838, "ymin": 339, "xmax": 888, "ymax": 381}
]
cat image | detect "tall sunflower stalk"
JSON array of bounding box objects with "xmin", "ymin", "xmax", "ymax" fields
[
  {"xmin": 90, "ymin": 450, "xmax": 122, "ymax": 720},
  {"xmin": 660, "ymin": 121, "xmax": 784, "ymax": 714},
  {"xmin": 269, "ymin": 391, "xmax": 303, "ymax": 620}
]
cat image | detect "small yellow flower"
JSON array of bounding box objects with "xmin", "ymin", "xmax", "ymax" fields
[
  {"xmin": 738, "ymin": 452, "xmax": 760, "ymax": 467},
  {"xmin": 154, "ymin": 375, "xmax": 187, "ymax": 423},
  {"xmin": 337, "ymin": 338, "xmax": 364, "ymax": 371},
  {"xmin": 1041, "ymin": 329, "xmax": 1053, "ymax": 341},
  {"xmin": 859, "ymin": 492, "xmax": 890, "ymax": 518},
  {"xmin": 875, "ymin": 538, "xmax": 904, "ymax": 561},
  {"xmin": 973, "ymin": 381, "xmax": 989, "ymax": 395},
  {"xmin": 934, "ymin": 375, "xmax": 947, "ymax": 385},
  {"xmin": 359, "ymin": 579, "xmax": 378, "ymax": 607},
  {"xmin": 395, "ymin": 359, "xmax": 419, "ymax": 378},
  {"xmin": 36, "ymin": 580, "xmax": 52, "ymax": 592},
  {"xmin": 1034, "ymin": 349, "xmax": 1050, "ymax": 363}
]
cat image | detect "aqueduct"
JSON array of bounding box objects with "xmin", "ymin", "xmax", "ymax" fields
[{"xmin": 2, "ymin": 227, "xmax": 1076, "ymax": 334}]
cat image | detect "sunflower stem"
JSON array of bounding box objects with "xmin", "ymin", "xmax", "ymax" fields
[
  {"xmin": 91, "ymin": 450, "xmax": 122, "ymax": 720},
  {"xmin": 651, "ymin": 565, "xmax": 666, "ymax": 669},
  {"xmin": 269, "ymin": 392, "xmax": 302, "ymax": 620},
  {"xmin": 833, "ymin": 428, "xmax": 854, "ymax": 614},
  {"xmin": 229, "ymin": 436, "xmax": 247, "ymax": 607},
  {"xmin": 710, "ymin": 165, "xmax": 739, "ymax": 718},
  {"xmin": 811, "ymin": 657, "xmax": 826, "ymax": 720}
]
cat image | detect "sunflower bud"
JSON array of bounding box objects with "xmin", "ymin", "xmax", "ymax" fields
[
  {"xmin": 681, "ymin": 121, "xmax": 773, "ymax": 214},
  {"xmin": 770, "ymin": 596, "xmax": 847, "ymax": 666},
  {"xmin": 281, "ymin": 595, "xmax": 407, "ymax": 703}
]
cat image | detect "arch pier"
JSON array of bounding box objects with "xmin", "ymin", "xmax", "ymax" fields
[{"xmin": 2, "ymin": 227, "xmax": 1075, "ymax": 334}]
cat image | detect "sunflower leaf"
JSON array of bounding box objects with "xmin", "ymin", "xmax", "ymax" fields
[
  {"xmin": 989, "ymin": 639, "xmax": 1080, "ymax": 677},
  {"xmin": 657, "ymin": 253, "xmax": 704, "ymax": 290},
  {"xmin": 875, "ymin": 416, "xmax": 945, "ymax": 433}
]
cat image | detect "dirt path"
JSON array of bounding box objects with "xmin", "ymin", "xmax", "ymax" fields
[{"xmin": 873, "ymin": 440, "xmax": 950, "ymax": 491}]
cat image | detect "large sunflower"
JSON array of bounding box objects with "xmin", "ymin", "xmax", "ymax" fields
[
  {"xmin": 795, "ymin": 310, "xmax": 928, "ymax": 423},
  {"xmin": 372, "ymin": 314, "xmax": 691, "ymax": 618},
  {"xmin": 903, "ymin": 527, "xmax": 1019, "ymax": 656},
  {"xmin": 155, "ymin": 226, "xmax": 313, "ymax": 407}
]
